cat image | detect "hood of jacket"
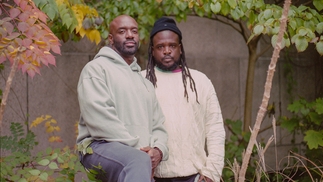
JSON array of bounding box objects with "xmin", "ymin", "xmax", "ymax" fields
[{"xmin": 94, "ymin": 46, "xmax": 141, "ymax": 72}]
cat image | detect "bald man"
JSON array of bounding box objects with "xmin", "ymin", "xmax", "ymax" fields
[{"xmin": 76, "ymin": 15, "xmax": 168, "ymax": 182}]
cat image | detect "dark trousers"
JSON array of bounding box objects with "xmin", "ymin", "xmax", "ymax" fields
[
  {"xmin": 154, "ymin": 174, "xmax": 198, "ymax": 182},
  {"xmin": 79, "ymin": 140, "xmax": 153, "ymax": 182}
]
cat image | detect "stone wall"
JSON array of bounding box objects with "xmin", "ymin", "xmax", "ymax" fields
[{"xmin": 1, "ymin": 16, "xmax": 321, "ymax": 172}]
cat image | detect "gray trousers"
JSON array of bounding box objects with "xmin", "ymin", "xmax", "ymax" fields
[{"xmin": 79, "ymin": 140, "xmax": 152, "ymax": 182}]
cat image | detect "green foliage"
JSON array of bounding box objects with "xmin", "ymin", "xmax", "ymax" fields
[
  {"xmin": 0, "ymin": 122, "xmax": 90, "ymax": 182},
  {"xmin": 223, "ymin": 119, "xmax": 256, "ymax": 181},
  {"xmin": 280, "ymin": 98, "xmax": 323, "ymax": 162},
  {"xmin": 0, "ymin": 122, "xmax": 38, "ymax": 154}
]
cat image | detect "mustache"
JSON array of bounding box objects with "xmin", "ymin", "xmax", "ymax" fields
[
  {"xmin": 162, "ymin": 55, "xmax": 173, "ymax": 61},
  {"xmin": 124, "ymin": 40, "xmax": 137, "ymax": 45}
]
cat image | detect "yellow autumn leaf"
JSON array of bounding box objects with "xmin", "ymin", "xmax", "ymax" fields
[
  {"xmin": 54, "ymin": 126, "xmax": 61, "ymax": 132},
  {"xmin": 30, "ymin": 116, "xmax": 45, "ymax": 128},
  {"xmin": 60, "ymin": 162, "xmax": 69, "ymax": 169},
  {"xmin": 50, "ymin": 118, "xmax": 57, "ymax": 124},
  {"xmin": 49, "ymin": 136, "xmax": 63, "ymax": 142},
  {"xmin": 45, "ymin": 115, "xmax": 52, "ymax": 119},
  {"xmin": 79, "ymin": 28, "xmax": 86, "ymax": 37},
  {"xmin": 46, "ymin": 126, "xmax": 55, "ymax": 133},
  {"xmin": 87, "ymin": 29, "xmax": 101, "ymax": 45},
  {"xmin": 45, "ymin": 121, "xmax": 51, "ymax": 127}
]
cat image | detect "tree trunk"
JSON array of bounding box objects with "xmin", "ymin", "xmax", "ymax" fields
[
  {"xmin": 238, "ymin": 0, "xmax": 291, "ymax": 180},
  {"xmin": 0, "ymin": 54, "xmax": 20, "ymax": 128},
  {"xmin": 243, "ymin": 37, "xmax": 260, "ymax": 132}
]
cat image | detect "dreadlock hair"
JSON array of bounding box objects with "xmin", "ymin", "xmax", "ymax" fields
[{"xmin": 146, "ymin": 40, "xmax": 199, "ymax": 104}]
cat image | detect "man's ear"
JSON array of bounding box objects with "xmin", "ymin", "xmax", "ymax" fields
[
  {"xmin": 108, "ymin": 34, "xmax": 113, "ymax": 45},
  {"xmin": 151, "ymin": 46, "xmax": 154, "ymax": 56}
]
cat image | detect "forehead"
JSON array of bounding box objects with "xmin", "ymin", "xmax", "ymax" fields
[
  {"xmin": 153, "ymin": 30, "xmax": 180, "ymax": 44},
  {"xmin": 111, "ymin": 16, "xmax": 138, "ymax": 31}
]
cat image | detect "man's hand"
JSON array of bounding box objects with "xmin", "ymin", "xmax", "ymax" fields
[
  {"xmin": 198, "ymin": 175, "xmax": 213, "ymax": 182},
  {"xmin": 140, "ymin": 146, "xmax": 162, "ymax": 168}
]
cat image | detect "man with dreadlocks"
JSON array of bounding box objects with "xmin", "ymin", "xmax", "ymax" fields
[{"xmin": 143, "ymin": 17, "xmax": 225, "ymax": 182}]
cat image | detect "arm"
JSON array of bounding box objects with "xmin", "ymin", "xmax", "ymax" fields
[
  {"xmin": 200, "ymin": 79, "xmax": 226, "ymax": 182},
  {"xmin": 150, "ymin": 91, "xmax": 169, "ymax": 161},
  {"xmin": 78, "ymin": 65, "xmax": 139, "ymax": 147}
]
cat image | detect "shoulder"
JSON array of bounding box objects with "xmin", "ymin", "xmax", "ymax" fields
[{"xmin": 188, "ymin": 68, "xmax": 209, "ymax": 81}]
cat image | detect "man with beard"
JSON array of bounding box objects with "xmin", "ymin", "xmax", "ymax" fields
[
  {"xmin": 76, "ymin": 15, "xmax": 168, "ymax": 182},
  {"xmin": 143, "ymin": 17, "xmax": 225, "ymax": 182}
]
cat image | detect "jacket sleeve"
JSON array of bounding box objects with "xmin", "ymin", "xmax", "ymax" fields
[
  {"xmin": 151, "ymin": 89, "xmax": 169, "ymax": 161},
  {"xmin": 200, "ymin": 79, "xmax": 226, "ymax": 182},
  {"xmin": 78, "ymin": 65, "xmax": 139, "ymax": 147}
]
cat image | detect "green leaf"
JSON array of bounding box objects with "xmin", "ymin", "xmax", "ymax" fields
[
  {"xmin": 298, "ymin": 28, "xmax": 308, "ymax": 36},
  {"xmin": 228, "ymin": 0, "xmax": 237, "ymax": 9},
  {"xmin": 29, "ymin": 169, "xmax": 41, "ymax": 176},
  {"xmin": 221, "ymin": 2, "xmax": 230, "ymax": 16},
  {"xmin": 263, "ymin": 9, "xmax": 273, "ymax": 19},
  {"xmin": 297, "ymin": 5, "xmax": 308, "ymax": 12},
  {"xmin": 315, "ymin": 98, "xmax": 323, "ymax": 114},
  {"xmin": 18, "ymin": 178, "xmax": 28, "ymax": 182},
  {"xmin": 271, "ymin": 34, "xmax": 277, "ymax": 48},
  {"xmin": 313, "ymin": 0, "xmax": 323, "ymax": 11},
  {"xmin": 304, "ymin": 130, "xmax": 323, "ymax": 149},
  {"xmin": 49, "ymin": 162, "xmax": 59, "ymax": 169},
  {"xmin": 39, "ymin": 172, "xmax": 49, "ymax": 181},
  {"xmin": 280, "ymin": 118, "xmax": 299, "ymax": 132},
  {"xmin": 316, "ymin": 22, "xmax": 323, "ymax": 34},
  {"xmin": 86, "ymin": 147, "xmax": 93, "ymax": 154},
  {"xmin": 210, "ymin": 2, "xmax": 221, "ymax": 14},
  {"xmin": 51, "ymin": 152, "xmax": 58, "ymax": 160},
  {"xmin": 248, "ymin": 10, "xmax": 256, "ymax": 25},
  {"xmin": 308, "ymin": 112, "xmax": 322, "ymax": 125},
  {"xmin": 253, "ymin": 25, "xmax": 264, "ymax": 35},
  {"xmin": 295, "ymin": 36, "xmax": 308, "ymax": 52},
  {"xmin": 316, "ymin": 41, "xmax": 323, "ymax": 56},
  {"xmin": 38, "ymin": 159, "xmax": 50, "ymax": 166}
]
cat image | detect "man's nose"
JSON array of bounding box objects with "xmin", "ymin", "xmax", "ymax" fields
[
  {"xmin": 163, "ymin": 46, "xmax": 171, "ymax": 54},
  {"xmin": 126, "ymin": 30, "xmax": 134, "ymax": 38}
]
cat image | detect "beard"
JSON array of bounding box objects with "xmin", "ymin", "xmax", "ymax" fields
[
  {"xmin": 114, "ymin": 39, "xmax": 138, "ymax": 55},
  {"xmin": 155, "ymin": 56, "xmax": 181, "ymax": 71}
]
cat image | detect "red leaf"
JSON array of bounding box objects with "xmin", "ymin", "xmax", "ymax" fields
[
  {"xmin": 3, "ymin": 22, "xmax": 14, "ymax": 34},
  {"xmin": 0, "ymin": 28, "xmax": 7, "ymax": 37},
  {"xmin": 9, "ymin": 8, "xmax": 21, "ymax": 19},
  {"xmin": 51, "ymin": 45, "xmax": 61, "ymax": 55},
  {"xmin": 0, "ymin": 55, "xmax": 7, "ymax": 64},
  {"xmin": 14, "ymin": 0, "xmax": 21, "ymax": 6},
  {"xmin": 27, "ymin": 17, "xmax": 37, "ymax": 26},
  {"xmin": 25, "ymin": 50, "xmax": 33, "ymax": 57},
  {"xmin": 27, "ymin": 68, "xmax": 36, "ymax": 78},
  {"xmin": 7, "ymin": 32, "xmax": 20, "ymax": 40},
  {"xmin": 17, "ymin": 22, "xmax": 29, "ymax": 32},
  {"xmin": 22, "ymin": 38, "xmax": 32, "ymax": 47},
  {"xmin": 19, "ymin": 1, "xmax": 28, "ymax": 10},
  {"xmin": 35, "ymin": 10, "xmax": 48, "ymax": 23},
  {"xmin": 1, "ymin": 17, "xmax": 12, "ymax": 22},
  {"xmin": 45, "ymin": 54, "xmax": 56, "ymax": 66},
  {"xmin": 18, "ymin": 12, "xmax": 29, "ymax": 21}
]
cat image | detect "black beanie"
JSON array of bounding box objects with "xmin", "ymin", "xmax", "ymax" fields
[{"xmin": 150, "ymin": 17, "xmax": 182, "ymax": 40}]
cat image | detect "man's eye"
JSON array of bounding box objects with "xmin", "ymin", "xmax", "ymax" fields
[
  {"xmin": 132, "ymin": 30, "xmax": 138, "ymax": 34},
  {"xmin": 157, "ymin": 46, "xmax": 164, "ymax": 50}
]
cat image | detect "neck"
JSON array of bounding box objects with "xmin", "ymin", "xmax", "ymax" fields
[
  {"xmin": 123, "ymin": 56, "xmax": 134, "ymax": 65},
  {"xmin": 156, "ymin": 66, "xmax": 182, "ymax": 73}
]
